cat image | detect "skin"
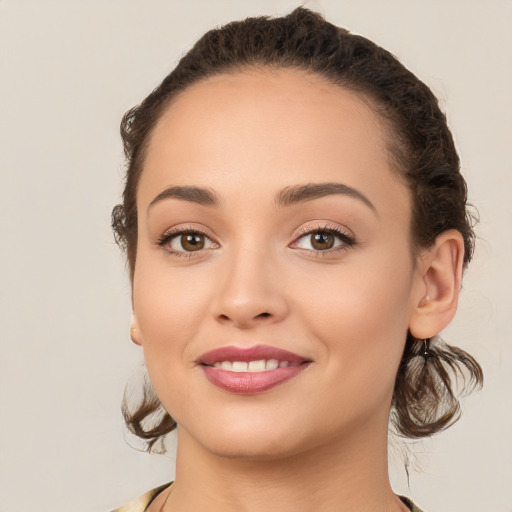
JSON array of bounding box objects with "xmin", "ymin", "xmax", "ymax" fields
[{"xmin": 130, "ymin": 69, "xmax": 464, "ymax": 512}]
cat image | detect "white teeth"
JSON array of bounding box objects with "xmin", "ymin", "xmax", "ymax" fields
[
  {"xmin": 265, "ymin": 359, "xmax": 279, "ymax": 370},
  {"xmin": 248, "ymin": 360, "xmax": 266, "ymax": 372},
  {"xmin": 232, "ymin": 361, "xmax": 248, "ymax": 372},
  {"xmin": 212, "ymin": 360, "xmax": 294, "ymax": 372}
]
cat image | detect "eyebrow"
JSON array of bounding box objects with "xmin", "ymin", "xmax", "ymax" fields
[
  {"xmin": 276, "ymin": 182, "xmax": 377, "ymax": 214},
  {"xmin": 148, "ymin": 182, "xmax": 377, "ymax": 215},
  {"xmin": 148, "ymin": 186, "xmax": 220, "ymax": 210}
]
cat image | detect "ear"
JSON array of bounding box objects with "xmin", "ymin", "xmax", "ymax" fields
[
  {"xmin": 409, "ymin": 230, "xmax": 465, "ymax": 340},
  {"xmin": 130, "ymin": 311, "xmax": 142, "ymax": 346}
]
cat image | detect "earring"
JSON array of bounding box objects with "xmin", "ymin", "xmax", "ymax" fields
[
  {"xmin": 421, "ymin": 338, "xmax": 431, "ymax": 361},
  {"xmin": 130, "ymin": 325, "xmax": 138, "ymax": 344}
]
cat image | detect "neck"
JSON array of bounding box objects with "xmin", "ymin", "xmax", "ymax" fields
[{"xmin": 162, "ymin": 418, "xmax": 407, "ymax": 512}]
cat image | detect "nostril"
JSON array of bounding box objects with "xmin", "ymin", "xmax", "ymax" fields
[{"xmin": 216, "ymin": 311, "xmax": 274, "ymax": 325}]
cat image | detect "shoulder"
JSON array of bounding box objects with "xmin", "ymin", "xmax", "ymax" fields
[
  {"xmin": 399, "ymin": 495, "xmax": 425, "ymax": 512},
  {"xmin": 110, "ymin": 483, "xmax": 172, "ymax": 512}
]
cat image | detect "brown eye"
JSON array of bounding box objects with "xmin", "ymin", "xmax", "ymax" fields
[
  {"xmin": 310, "ymin": 232, "xmax": 335, "ymax": 250},
  {"xmin": 293, "ymin": 226, "xmax": 354, "ymax": 254},
  {"xmin": 174, "ymin": 233, "xmax": 205, "ymax": 252},
  {"xmin": 157, "ymin": 228, "xmax": 218, "ymax": 256}
]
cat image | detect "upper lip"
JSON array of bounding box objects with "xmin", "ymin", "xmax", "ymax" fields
[{"xmin": 197, "ymin": 344, "xmax": 311, "ymax": 366}]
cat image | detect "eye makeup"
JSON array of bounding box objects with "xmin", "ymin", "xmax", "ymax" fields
[
  {"xmin": 291, "ymin": 222, "xmax": 356, "ymax": 257},
  {"xmin": 154, "ymin": 221, "xmax": 356, "ymax": 260},
  {"xmin": 155, "ymin": 224, "xmax": 218, "ymax": 259}
]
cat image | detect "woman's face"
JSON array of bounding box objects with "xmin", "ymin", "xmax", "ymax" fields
[{"xmin": 132, "ymin": 69, "xmax": 425, "ymax": 458}]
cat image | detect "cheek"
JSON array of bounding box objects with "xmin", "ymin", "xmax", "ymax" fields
[
  {"xmin": 132, "ymin": 256, "xmax": 213, "ymax": 384},
  {"xmin": 293, "ymin": 251, "xmax": 414, "ymax": 386}
]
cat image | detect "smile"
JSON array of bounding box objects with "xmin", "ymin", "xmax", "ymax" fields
[
  {"xmin": 212, "ymin": 359, "xmax": 300, "ymax": 372},
  {"xmin": 197, "ymin": 345, "xmax": 312, "ymax": 394}
]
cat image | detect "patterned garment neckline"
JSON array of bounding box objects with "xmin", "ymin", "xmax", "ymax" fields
[{"xmin": 111, "ymin": 482, "xmax": 424, "ymax": 512}]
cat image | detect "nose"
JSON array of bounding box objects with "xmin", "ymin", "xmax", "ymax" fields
[{"xmin": 211, "ymin": 245, "xmax": 289, "ymax": 329}]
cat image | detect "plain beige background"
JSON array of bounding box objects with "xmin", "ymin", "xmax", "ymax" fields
[{"xmin": 0, "ymin": 1, "xmax": 510, "ymax": 511}]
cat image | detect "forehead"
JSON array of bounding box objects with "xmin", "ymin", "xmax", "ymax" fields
[
  {"xmin": 139, "ymin": 68, "xmax": 408, "ymax": 215},
  {"xmin": 147, "ymin": 68, "xmax": 386, "ymax": 164}
]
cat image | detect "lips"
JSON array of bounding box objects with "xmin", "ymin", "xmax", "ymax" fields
[{"xmin": 197, "ymin": 344, "xmax": 312, "ymax": 394}]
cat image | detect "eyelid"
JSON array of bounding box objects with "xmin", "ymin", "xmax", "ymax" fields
[
  {"xmin": 155, "ymin": 224, "xmax": 219, "ymax": 257},
  {"xmin": 293, "ymin": 222, "xmax": 354, "ymax": 240},
  {"xmin": 154, "ymin": 222, "xmax": 356, "ymax": 258},
  {"xmin": 290, "ymin": 223, "xmax": 356, "ymax": 254}
]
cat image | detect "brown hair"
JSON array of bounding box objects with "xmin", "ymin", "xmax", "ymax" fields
[{"xmin": 112, "ymin": 7, "xmax": 483, "ymax": 451}]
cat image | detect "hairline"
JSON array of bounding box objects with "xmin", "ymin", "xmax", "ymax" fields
[{"xmin": 127, "ymin": 64, "xmax": 421, "ymax": 278}]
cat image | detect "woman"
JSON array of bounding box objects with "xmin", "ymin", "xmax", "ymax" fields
[{"xmin": 111, "ymin": 8, "xmax": 482, "ymax": 512}]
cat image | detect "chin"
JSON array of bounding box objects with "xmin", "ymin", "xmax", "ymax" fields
[
  {"xmin": 181, "ymin": 419, "xmax": 310, "ymax": 461},
  {"xmin": 206, "ymin": 438, "xmax": 301, "ymax": 461}
]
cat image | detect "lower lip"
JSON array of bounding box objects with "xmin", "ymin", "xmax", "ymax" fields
[{"xmin": 201, "ymin": 364, "xmax": 310, "ymax": 394}]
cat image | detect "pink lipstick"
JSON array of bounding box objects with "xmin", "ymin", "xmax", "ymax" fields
[{"xmin": 197, "ymin": 345, "xmax": 311, "ymax": 394}]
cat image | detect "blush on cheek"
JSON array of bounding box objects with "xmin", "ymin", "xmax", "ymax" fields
[{"xmin": 308, "ymin": 271, "xmax": 410, "ymax": 374}]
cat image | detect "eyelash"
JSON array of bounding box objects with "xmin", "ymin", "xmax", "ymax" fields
[
  {"xmin": 155, "ymin": 224, "xmax": 356, "ymax": 259},
  {"xmin": 292, "ymin": 224, "xmax": 356, "ymax": 256},
  {"xmin": 156, "ymin": 225, "xmax": 215, "ymax": 259}
]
